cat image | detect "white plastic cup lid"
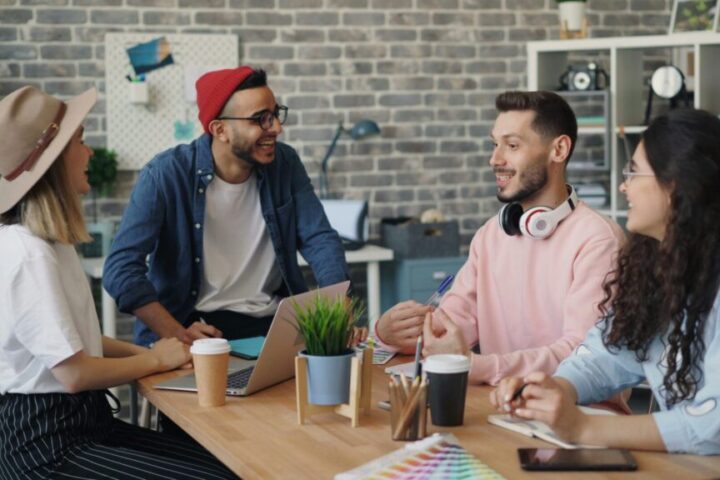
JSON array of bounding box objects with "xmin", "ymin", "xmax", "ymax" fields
[
  {"xmin": 423, "ymin": 354, "xmax": 470, "ymax": 374},
  {"xmin": 190, "ymin": 338, "xmax": 230, "ymax": 355}
]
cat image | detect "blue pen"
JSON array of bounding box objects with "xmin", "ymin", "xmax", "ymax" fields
[{"xmin": 425, "ymin": 274, "xmax": 454, "ymax": 308}]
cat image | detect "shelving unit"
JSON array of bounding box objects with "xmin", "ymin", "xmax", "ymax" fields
[
  {"xmin": 528, "ymin": 33, "xmax": 720, "ymax": 222},
  {"xmin": 559, "ymin": 90, "xmax": 611, "ymax": 171}
]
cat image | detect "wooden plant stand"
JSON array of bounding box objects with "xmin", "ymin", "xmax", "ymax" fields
[
  {"xmin": 295, "ymin": 348, "xmax": 373, "ymax": 427},
  {"xmin": 560, "ymin": 17, "xmax": 588, "ymax": 39}
]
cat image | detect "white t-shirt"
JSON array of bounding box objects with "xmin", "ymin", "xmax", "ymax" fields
[
  {"xmin": 0, "ymin": 224, "xmax": 102, "ymax": 394},
  {"xmin": 195, "ymin": 172, "xmax": 282, "ymax": 317}
]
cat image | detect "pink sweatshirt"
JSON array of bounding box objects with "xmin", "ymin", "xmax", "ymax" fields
[{"xmin": 440, "ymin": 202, "xmax": 624, "ymax": 385}]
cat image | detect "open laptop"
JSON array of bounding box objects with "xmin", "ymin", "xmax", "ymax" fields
[{"xmin": 155, "ymin": 281, "xmax": 350, "ymax": 397}]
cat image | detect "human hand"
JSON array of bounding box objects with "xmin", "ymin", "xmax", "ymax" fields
[
  {"xmin": 376, "ymin": 300, "xmax": 432, "ymax": 353},
  {"xmin": 179, "ymin": 321, "xmax": 223, "ymax": 345},
  {"xmin": 421, "ymin": 309, "xmax": 468, "ymax": 357},
  {"xmin": 512, "ymin": 372, "xmax": 587, "ymax": 443},
  {"xmin": 490, "ymin": 376, "xmax": 527, "ymax": 413},
  {"xmin": 149, "ymin": 338, "xmax": 192, "ymax": 371},
  {"xmin": 348, "ymin": 326, "xmax": 368, "ymax": 347}
]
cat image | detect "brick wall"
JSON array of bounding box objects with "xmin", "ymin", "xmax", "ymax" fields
[
  {"xmin": 1, "ymin": 0, "xmax": 672, "ymax": 247},
  {"xmin": 1, "ymin": 0, "xmax": 674, "ymax": 417}
]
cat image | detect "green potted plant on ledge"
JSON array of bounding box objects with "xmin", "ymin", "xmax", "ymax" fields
[
  {"xmin": 294, "ymin": 295, "xmax": 363, "ymax": 405},
  {"xmin": 84, "ymin": 147, "xmax": 118, "ymax": 258}
]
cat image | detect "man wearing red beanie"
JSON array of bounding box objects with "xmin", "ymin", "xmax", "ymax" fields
[{"xmin": 103, "ymin": 66, "xmax": 350, "ymax": 346}]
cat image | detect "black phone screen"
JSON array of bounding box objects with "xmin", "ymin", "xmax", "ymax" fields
[{"xmin": 517, "ymin": 448, "xmax": 638, "ymax": 471}]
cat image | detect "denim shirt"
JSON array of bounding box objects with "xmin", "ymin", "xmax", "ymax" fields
[
  {"xmin": 556, "ymin": 296, "xmax": 720, "ymax": 455},
  {"xmin": 103, "ymin": 134, "xmax": 350, "ymax": 346}
]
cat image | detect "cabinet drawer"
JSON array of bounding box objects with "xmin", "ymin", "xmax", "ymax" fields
[
  {"xmin": 408, "ymin": 288, "xmax": 436, "ymax": 304},
  {"xmin": 408, "ymin": 258, "xmax": 466, "ymax": 291}
]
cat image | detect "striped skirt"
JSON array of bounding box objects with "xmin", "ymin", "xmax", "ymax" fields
[{"xmin": 0, "ymin": 390, "xmax": 238, "ymax": 479}]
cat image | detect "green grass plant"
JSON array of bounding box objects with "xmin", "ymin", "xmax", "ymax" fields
[{"xmin": 293, "ymin": 295, "xmax": 363, "ymax": 356}]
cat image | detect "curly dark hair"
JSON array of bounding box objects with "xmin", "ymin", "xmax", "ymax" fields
[{"xmin": 599, "ymin": 109, "xmax": 720, "ymax": 406}]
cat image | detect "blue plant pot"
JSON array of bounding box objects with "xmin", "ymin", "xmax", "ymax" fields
[{"xmin": 300, "ymin": 350, "xmax": 354, "ymax": 405}]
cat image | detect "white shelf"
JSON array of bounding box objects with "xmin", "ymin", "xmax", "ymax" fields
[
  {"xmin": 527, "ymin": 32, "xmax": 720, "ymax": 54},
  {"xmin": 578, "ymin": 126, "xmax": 607, "ymax": 135},
  {"xmin": 616, "ymin": 125, "xmax": 646, "ymax": 135},
  {"xmin": 599, "ymin": 209, "xmax": 628, "ymax": 218},
  {"xmin": 528, "ymin": 33, "xmax": 720, "ymax": 223}
]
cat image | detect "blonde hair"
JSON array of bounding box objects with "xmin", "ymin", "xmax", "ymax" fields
[{"xmin": 1, "ymin": 150, "xmax": 90, "ymax": 245}]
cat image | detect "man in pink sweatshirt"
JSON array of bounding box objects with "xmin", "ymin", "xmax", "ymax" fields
[{"xmin": 375, "ymin": 91, "xmax": 625, "ymax": 385}]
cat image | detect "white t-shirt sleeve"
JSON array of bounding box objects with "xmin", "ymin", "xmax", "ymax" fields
[{"xmin": 9, "ymin": 255, "xmax": 85, "ymax": 369}]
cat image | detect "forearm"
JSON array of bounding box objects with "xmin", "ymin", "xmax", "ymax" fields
[
  {"xmin": 553, "ymin": 376, "xmax": 578, "ymax": 404},
  {"xmin": 470, "ymin": 340, "xmax": 576, "ymax": 385},
  {"xmin": 577, "ymin": 414, "xmax": 666, "ymax": 451},
  {"xmin": 134, "ymin": 301, "xmax": 185, "ymax": 340},
  {"xmin": 52, "ymin": 351, "xmax": 161, "ymax": 393},
  {"xmin": 102, "ymin": 336, "xmax": 147, "ymax": 358}
]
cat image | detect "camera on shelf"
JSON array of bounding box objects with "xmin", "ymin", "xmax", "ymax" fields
[{"xmin": 559, "ymin": 62, "xmax": 609, "ymax": 91}]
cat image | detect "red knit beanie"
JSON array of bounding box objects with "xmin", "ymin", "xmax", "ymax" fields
[{"xmin": 196, "ymin": 66, "xmax": 256, "ymax": 134}]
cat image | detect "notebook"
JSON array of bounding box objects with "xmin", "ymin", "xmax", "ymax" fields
[
  {"xmin": 335, "ymin": 433, "xmax": 505, "ymax": 480},
  {"xmin": 487, "ymin": 405, "xmax": 617, "ymax": 449},
  {"xmin": 229, "ymin": 336, "xmax": 265, "ymax": 360}
]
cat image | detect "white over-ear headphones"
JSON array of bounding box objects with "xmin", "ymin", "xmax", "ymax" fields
[{"xmin": 498, "ymin": 185, "xmax": 578, "ymax": 240}]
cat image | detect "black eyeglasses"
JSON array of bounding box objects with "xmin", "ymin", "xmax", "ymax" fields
[{"xmin": 217, "ymin": 105, "xmax": 288, "ymax": 131}]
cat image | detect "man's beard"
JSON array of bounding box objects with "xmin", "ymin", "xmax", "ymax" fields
[
  {"xmin": 496, "ymin": 159, "xmax": 548, "ymax": 204},
  {"xmin": 231, "ymin": 143, "xmax": 263, "ymax": 168}
]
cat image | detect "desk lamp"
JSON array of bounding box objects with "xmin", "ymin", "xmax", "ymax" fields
[{"xmin": 319, "ymin": 120, "xmax": 381, "ymax": 199}]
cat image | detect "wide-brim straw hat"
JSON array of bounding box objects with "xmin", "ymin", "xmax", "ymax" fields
[{"xmin": 0, "ymin": 86, "xmax": 97, "ymax": 214}]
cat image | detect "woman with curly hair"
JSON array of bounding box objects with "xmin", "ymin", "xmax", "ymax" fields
[{"xmin": 490, "ymin": 108, "xmax": 720, "ymax": 455}]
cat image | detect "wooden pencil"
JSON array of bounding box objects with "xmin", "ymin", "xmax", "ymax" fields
[
  {"xmin": 418, "ymin": 381, "xmax": 428, "ymax": 438},
  {"xmin": 392, "ymin": 377, "xmax": 422, "ymax": 439},
  {"xmin": 400, "ymin": 374, "xmax": 410, "ymax": 402},
  {"xmin": 389, "ymin": 380, "xmax": 400, "ymax": 436}
]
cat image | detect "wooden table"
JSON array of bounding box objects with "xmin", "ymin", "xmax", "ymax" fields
[{"xmin": 137, "ymin": 363, "xmax": 720, "ymax": 480}]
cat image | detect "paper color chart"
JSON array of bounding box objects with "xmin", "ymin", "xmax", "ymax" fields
[
  {"xmin": 335, "ymin": 435, "xmax": 505, "ymax": 480},
  {"xmin": 368, "ymin": 442, "xmax": 503, "ymax": 480}
]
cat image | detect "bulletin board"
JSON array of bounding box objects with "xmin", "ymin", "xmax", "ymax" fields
[{"xmin": 105, "ymin": 33, "xmax": 238, "ymax": 170}]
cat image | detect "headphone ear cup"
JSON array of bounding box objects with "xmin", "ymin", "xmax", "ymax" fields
[
  {"xmin": 499, "ymin": 202, "xmax": 524, "ymax": 236},
  {"xmin": 519, "ymin": 206, "xmax": 556, "ymax": 239}
]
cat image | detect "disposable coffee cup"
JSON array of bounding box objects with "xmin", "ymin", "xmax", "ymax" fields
[
  {"xmin": 190, "ymin": 338, "xmax": 230, "ymax": 407},
  {"xmin": 424, "ymin": 354, "xmax": 470, "ymax": 426}
]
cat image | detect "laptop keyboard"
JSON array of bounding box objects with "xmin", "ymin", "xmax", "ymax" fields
[{"xmin": 227, "ymin": 366, "xmax": 254, "ymax": 390}]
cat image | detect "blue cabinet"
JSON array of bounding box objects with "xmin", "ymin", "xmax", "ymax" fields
[{"xmin": 380, "ymin": 256, "xmax": 467, "ymax": 312}]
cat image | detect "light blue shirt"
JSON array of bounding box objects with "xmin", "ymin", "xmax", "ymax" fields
[{"xmin": 555, "ymin": 294, "xmax": 720, "ymax": 455}]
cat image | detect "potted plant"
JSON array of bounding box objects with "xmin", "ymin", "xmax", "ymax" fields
[
  {"xmin": 84, "ymin": 148, "xmax": 118, "ymax": 257},
  {"xmin": 87, "ymin": 147, "xmax": 118, "ymax": 219},
  {"xmin": 557, "ymin": 0, "xmax": 587, "ymax": 32},
  {"xmin": 294, "ymin": 295, "xmax": 363, "ymax": 405}
]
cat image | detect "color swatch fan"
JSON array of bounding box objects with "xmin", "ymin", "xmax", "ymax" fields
[{"xmin": 335, "ymin": 434, "xmax": 505, "ymax": 480}]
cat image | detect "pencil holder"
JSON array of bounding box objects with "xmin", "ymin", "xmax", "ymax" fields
[{"xmin": 389, "ymin": 378, "xmax": 428, "ymax": 441}]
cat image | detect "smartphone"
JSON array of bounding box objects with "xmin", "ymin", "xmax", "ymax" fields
[{"xmin": 517, "ymin": 448, "xmax": 638, "ymax": 471}]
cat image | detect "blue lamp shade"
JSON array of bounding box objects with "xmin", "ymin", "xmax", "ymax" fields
[
  {"xmin": 349, "ymin": 120, "xmax": 381, "ymax": 140},
  {"xmin": 319, "ymin": 119, "xmax": 381, "ymax": 199}
]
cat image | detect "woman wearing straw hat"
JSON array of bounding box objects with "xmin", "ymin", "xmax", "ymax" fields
[{"xmin": 0, "ymin": 87, "xmax": 236, "ymax": 479}]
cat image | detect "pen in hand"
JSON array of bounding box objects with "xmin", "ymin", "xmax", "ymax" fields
[
  {"xmin": 425, "ymin": 274, "xmax": 455, "ymax": 308},
  {"xmin": 509, "ymin": 383, "xmax": 528, "ymax": 403}
]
